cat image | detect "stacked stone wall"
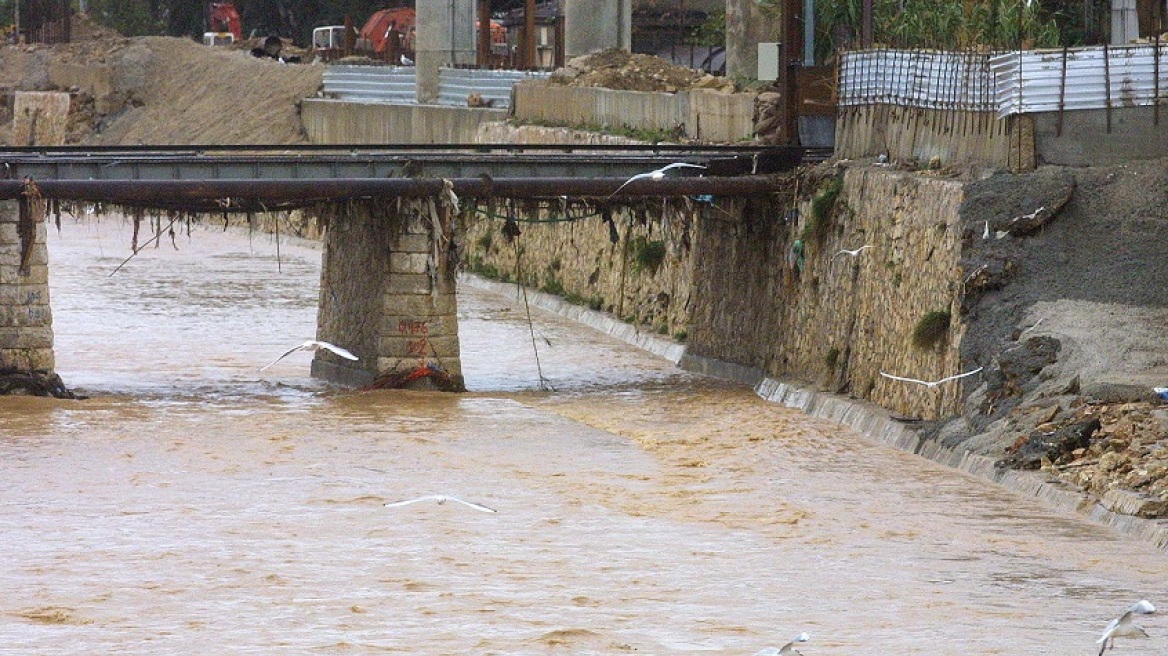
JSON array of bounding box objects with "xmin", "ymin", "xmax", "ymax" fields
[
  {"xmin": 0, "ymin": 199, "xmax": 54, "ymax": 372},
  {"xmin": 771, "ymin": 168, "xmax": 967, "ymax": 419},
  {"xmin": 460, "ymin": 199, "xmax": 699, "ymax": 340},
  {"xmin": 462, "ymin": 166, "xmax": 969, "ymax": 419}
]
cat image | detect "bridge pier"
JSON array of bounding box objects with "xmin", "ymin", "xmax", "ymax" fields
[
  {"xmin": 0, "ymin": 197, "xmax": 69, "ymax": 396},
  {"xmin": 312, "ymin": 197, "xmax": 465, "ymax": 391}
]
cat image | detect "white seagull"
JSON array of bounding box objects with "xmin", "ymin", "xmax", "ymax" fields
[
  {"xmin": 384, "ymin": 494, "xmax": 497, "ymax": 513},
  {"xmin": 755, "ymin": 632, "xmax": 810, "ymax": 656},
  {"xmin": 1097, "ymin": 600, "xmax": 1155, "ymax": 655},
  {"xmin": 879, "ymin": 367, "xmax": 984, "ymax": 388},
  {"xmin": 606, "ymin": 162, "xmax": 706, "ymax": 199},
  {"xmin": 834, "ymin": 245, "xmax": 870, "ymax": 258},
  {"xmin": 260, "ymin": 340, "xmax": 359, "ymax": 371}
]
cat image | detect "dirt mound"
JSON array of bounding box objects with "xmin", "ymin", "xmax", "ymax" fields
[
  {"xmin": 84, "ymin": 37, "xmax": 323, "ymax": 145},
  {"xmin": 548, "ymin": 48, "xmax": 735, "ymax": 93},
  {"xmin": 0, "ymin": 12, "xmax": 324, "ymax": 146}
]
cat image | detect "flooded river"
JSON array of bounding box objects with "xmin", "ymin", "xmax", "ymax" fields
[{"xmin": 2, "ymin": 215, "xmax": 1165, "ymax": 655}]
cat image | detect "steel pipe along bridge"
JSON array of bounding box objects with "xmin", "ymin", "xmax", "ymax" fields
[{"xmin": 0, "ymin": 143, "xmax": 812, "ymax": 395}]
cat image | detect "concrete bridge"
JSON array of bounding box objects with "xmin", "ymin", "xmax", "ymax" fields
[{"xmin": 0, "ymin": 144, "xmax": 809, "ymax": 394}]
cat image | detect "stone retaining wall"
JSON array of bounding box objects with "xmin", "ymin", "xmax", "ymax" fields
[
  {"xmin": 460, "ymin": 199, "xmax": 700, "ymax": 341},
  {"xmin": 462, "ymin": 165, "xmax": 971, "ymax": 419}
]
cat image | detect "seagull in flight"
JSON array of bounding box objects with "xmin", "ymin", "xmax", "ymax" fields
[
  {"xmin": 755, "ymin": 632, "xmax": 810, "ymax": 656},
  {"xmin": 879, "ymin": 367, "xmax": 983, "ymax": 388},
  {"xmin": 260, "ymin": 340, "xmax": 358, "ymax": 371},
  {"xmin": 384, "ymin": 494, "xmax": 497, "ymax": 513},
  {"xmin": 1097, "ymin": 600, "xmax": 1155, "ymax": 655},
  {"xmin": 606, "ymin": 162, "xmax": 706, "ymax": 199},
  {"xmin": 834, "ymin": 245, "xmax": 870, "ymax": 258}
]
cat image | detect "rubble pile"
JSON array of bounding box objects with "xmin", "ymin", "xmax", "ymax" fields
[
  {"xmin": 996, "ymin": 397, "xmax": 1168, "ymax": 516},
  {"xmin": 548, "ymin": 48, "xmax": 735, "ymax": 93}
]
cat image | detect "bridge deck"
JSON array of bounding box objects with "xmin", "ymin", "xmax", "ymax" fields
[{"xmin": 0, "ymin": 144, "xmax": 824, "ymax": 212}]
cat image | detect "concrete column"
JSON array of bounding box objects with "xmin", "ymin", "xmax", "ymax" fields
[
  {"xmin": 725, "ymin": 0, "xmax": 782, "ymax": 80},
  {"xmin": 313, "ymin": 199, "xmax": 464, "ymax": 391},
  {"xmin": 0, "ymin": 198, "xmax": 54, "ymax": 374},
  {"xmin": 415, "ymin": 0, "xmax": 477, "ymax": 104},
  {"xmin": 1111, "ymin": 0, "xmax": 1139, "ymax": 44},
  {"xmin": 565, "ymin": 0, "xmax": 631, "ymax": 59}
]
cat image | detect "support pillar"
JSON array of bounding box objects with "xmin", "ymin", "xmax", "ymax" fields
[
  {"xmin": 416, "ymin": 0, "xmax": 477, "ymax": 104},
  {"xmin": 725, "ymin": 0, "xmax": 783, "ymax": 80},
  {"xmin": 565, "ymin": 0, "xmax": 631, "ymax": 59},
  {"xmin": 313, "ymin": 198, "xmax": 464, "ymax": 391},
  {"xmin": 0, "ymin": 197, "xmax": 57, "ymax": 378}
]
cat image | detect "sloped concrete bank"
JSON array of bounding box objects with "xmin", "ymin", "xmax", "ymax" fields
[
  {"xmin": 752, "ymin": 376, "xmax": 1168, "ymax": 550},
  {"xmin": 468, "ymin": 269, "xmax": 1168, "ymax": 549}
]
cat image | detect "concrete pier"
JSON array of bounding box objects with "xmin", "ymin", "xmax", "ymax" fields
[
  {"xmin": 0, "ymin": 197, "xmax": 54, "ymax": 374},
  {"xmin": 313, "ymin": 197, "xmax": 464, "ymax": 391}
]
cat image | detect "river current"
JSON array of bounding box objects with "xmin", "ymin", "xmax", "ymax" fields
[{"xmin": 1, "ymin": 215, "xmax": 1164, "ymax": 655}]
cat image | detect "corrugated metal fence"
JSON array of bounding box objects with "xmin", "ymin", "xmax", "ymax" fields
[
  {"xmin": 839, "ymin": 44, "xmax": 1168, "ymax": 118},
  {"xmin": 321, "ymin": 66, "xmax": 550, "ymax": 109},
  {"xmin": 838, "ymin": 49, "xmax": 998, "ymax": 112},
  {"xmin": 991, "ymin": 44, "xmax": 1168, "ymax": 117}
]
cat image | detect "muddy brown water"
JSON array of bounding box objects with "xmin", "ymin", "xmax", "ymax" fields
[{"xmin": 2, "ymin": 216, "xmax": 1165, "ymax": 655}]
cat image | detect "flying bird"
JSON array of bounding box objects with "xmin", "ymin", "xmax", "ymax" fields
[
  {"xmin": 879, "ymin": 367, "xmax": 984, "ymax": 388},
  {"xmin": 755, "ymin": 632, "xmax": 810, "ymax": 656},
  {"xmin": 260, "ymin": 340, "xmax": 358, "ymax": 371},
  {"xmin": 1097, "ymin": 600, "xmax": 1155, "ymax": 655},
  {"xmin": 384, "ymin": 494, "xmax": 497, "ymax": 513},
  {"xmin": 834, "ymin": 245, "xmax": 870, "ymax": 258},
  {"xmin": 606, "ymin": 162, "xmax": 706, "ymax": 199}
]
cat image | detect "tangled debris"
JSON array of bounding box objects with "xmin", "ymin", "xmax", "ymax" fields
[{"xmin": 0, "ymin": 369, "xmax": 79, "ymax": 399}]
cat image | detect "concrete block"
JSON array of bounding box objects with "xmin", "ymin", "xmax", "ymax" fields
[
  {"xmin": 0, "ymin": 264, "xmax": 48, "ymax": 285},
  {"xmin": 393, "ymin": 234, "xmax": 432, "ymax": 253},
  {"xmin": 383, "ymin": 292, "xmax": 457, "ymax": 317},
  {"xmin": 401, "ymin": 213, "xmax": 435, "ymax": 236},
  {"xmin": 389, "ymin": 251, "xmax": 431, "ymax": 274},
  {"xmin": 0, "ymin": 326, "xmax": 54, "ymax": 349},
  {"xmin": 0, "ymin": 284, "xmax": 49, "ymax": 306},
  {"xmin": 382, "ymin": 315, "xmax": 456, "ymax": 339},
  {"xmin": 0, "ymin": 304, "xmax": 52, "ymax": 327},
  {"xmin": 378, "ymin": 334, "xmax": 460, "ymax": 361},
  {"xmin": 386, "ymin": 273, "xmax": 434, "ymax": 296},
  {"xmin": 0, "ymin": 222, "xmax": 18, "ymax": 243},
  {"xmin": 0, "ymin": 347, "xmax": 54, "ymax": 371},
  {"xmin": 0, "ymin": 244, "xmax": 48, "ymax": 268}
]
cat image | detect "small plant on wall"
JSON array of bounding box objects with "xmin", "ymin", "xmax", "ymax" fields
[
  {"xmin": 912, "ymin": 310, "xmax": 952, "ymax": 349},
  {"xmin": 629, "ymin": 236, "xmax": 667, "ymax": 275},
  {"xmin": 825, "ymin": 346, "xmax": 841, "ymax": 369},
  {"xmin": 803, "ymin": 176, "xmax": 843, "ymax": 246}
]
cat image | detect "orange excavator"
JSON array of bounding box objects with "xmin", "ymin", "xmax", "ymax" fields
[
  {"xmin": 313, "ymin": 6, "xmax": 506, "ymax": 64},
  {"xmin": 204, "ymin": 2, "xmax": 243, "ymax": 46}
]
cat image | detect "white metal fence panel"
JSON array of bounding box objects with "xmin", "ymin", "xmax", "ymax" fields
[
  {"xmin": 838, "ymin": 49, "xmax": 998, "ymax": 112},
  {"xmin": 437, "ymin": 68, "xmax": 551, "ymax": 109},
  {"xmin": 839, "ymin": 44, "xmax": 1168, "ymax": 119},
  {"xmin": 322, "ymin": 65, "xmax": 550, "ymax": 109},
  {"xmin": 991, "ymin": 44, "xmax": 1168, "ymax": 117},
  {"xmin": 322, "ymin": 65, "xmax": 417, "ymax": 104}
]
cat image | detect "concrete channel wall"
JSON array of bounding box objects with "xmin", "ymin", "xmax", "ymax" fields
[
  {"xmin": 512, "ymin": 82, "xmax": 756, "ymax": 143},
  {"xmin": 301, "ymin": 98, "xmax": 507, "ymax": 144}
]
